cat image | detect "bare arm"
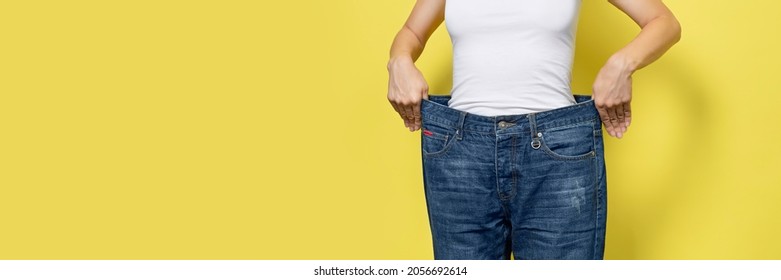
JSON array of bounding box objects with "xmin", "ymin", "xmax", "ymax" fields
[
  {"xmin": 593, "ymin": 0, "xmax": 682, "ymax": 139},
  {"xmin": 387, "ymin": 0, "xmax": 445, "ymax": 132}
]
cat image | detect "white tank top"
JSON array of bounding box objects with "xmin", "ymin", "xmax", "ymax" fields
[{"xmin": 445, "ymin": 0, "xmax": 582, "ymax": 116}]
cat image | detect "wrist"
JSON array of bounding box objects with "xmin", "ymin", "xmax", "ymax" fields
[
  {"xmin": 607, "ymin": 52, "xmax": 639, "ymax": 77},
  {"xmin": 387, "ymin": 55, "xmax": 414, "ymax": 71}
]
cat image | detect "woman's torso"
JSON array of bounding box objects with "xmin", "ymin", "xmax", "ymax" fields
[{"xmin": 445, "ymin": 0, "xmax": 582, "ymax": 116}]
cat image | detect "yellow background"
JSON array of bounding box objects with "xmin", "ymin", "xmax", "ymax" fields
[{"xmin": 1, "ymin": 1, "xmax": 779, "ymax": 259}]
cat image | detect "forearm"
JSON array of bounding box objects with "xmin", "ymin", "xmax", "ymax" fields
[
  {"xmin": 608, "ymin": 15, "xmax": 682, "ymax": 76},
  {"xmin": 387, "ymin": 24, "xmax": 425, "ymax": 70}
]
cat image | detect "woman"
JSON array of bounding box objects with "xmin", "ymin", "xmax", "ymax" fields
[{"xmin": 387, "ymin": 0, "xmax": 680, "ymax": 259}]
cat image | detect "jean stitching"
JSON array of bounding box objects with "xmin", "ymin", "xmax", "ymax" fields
[
  {"xmin": 422, "ymin": 126, "xmax": 449, "ymax": 141},
  {"xmin": 536, "ymin": 118, "xmax": 597, "ymax": 161},
  {"xmin": 510, "ymin": 134, "xmax": 517, "ymax": 199},
  {"xmin": 494, "ymin": 130, "xmax": 501, "ymax": 201},
  {"xmin": 538, "ymin": 117, "xmax": 597, "ymax": 132},
  {"xmin": 421, "ymin": 119, "xmax": 458, "ymax": 157},
  {"xmin": 539, "ymin": 140, "xmax": 597, "ymax": 161},
  {"xmin": 422, "ymin": 133, "xmax": 454, "ymax": 158},
  {"xmin": 420, "ymin": 140, "xmax": 438, "ymax": 258},
  {"xmin": 592, "ymin": 120, "xmax": 599, "ymax": 260}
]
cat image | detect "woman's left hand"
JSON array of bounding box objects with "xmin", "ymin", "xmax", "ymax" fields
[{"xmin": 592, "ymin": 53, "xmax": 634, "ymax": 139}]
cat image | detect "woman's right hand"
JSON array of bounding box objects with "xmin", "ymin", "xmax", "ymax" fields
[{"xmin": 387, "ymin": 56, "xmax": 429, "ymax": 132}]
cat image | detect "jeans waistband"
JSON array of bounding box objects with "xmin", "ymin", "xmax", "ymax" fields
[{"xmin": 420, "ymin": 94, "xmax": 600, "ymax": 135}]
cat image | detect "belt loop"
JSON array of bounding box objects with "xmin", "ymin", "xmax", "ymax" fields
[
  {"xmin": 455, "ymin": 111, "xmax": 466, "ymax": 140},
  {"xmin": 528, "ymin": 113, "xmax": 541, "ymax": 149}
]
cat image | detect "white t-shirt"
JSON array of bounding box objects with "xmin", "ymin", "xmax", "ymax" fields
[{"xmin": 445, "ymin": 0, "xmax": 582, "ymax": 116}]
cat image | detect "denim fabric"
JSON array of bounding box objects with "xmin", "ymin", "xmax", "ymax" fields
[{"xmin": 420, "ymin": 94, "xmax": 607, "ymax": 260}]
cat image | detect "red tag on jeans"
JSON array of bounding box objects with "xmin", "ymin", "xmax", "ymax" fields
[{"xmin": 423, "ymin": 129, "xmax": 433, "ymax": 136}]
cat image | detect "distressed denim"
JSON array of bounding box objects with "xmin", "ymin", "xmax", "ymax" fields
[{"xmin": 420, "ymin": 94, "xmax": 607, "ymax": 260}]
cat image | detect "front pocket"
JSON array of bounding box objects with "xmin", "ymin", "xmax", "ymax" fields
[
  {"xmin": 421, "ymin": 121, "xmax": 457, "ymax": 157},
  {"xmin": 538, "ymin": 121, "xmax": 596, "ymax": 161}
]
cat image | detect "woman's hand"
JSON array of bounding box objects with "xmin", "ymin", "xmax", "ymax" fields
[
  {"xmin": 592, "ymin": 0, "xmax": 682, "ymax": 139},
  {"xmin": 592, "ymin": 53, "xmax": 634, "ymax": 139},
  {"xmin": 387, "ymin": 56, "xmax": 429, "ymax": 132}
]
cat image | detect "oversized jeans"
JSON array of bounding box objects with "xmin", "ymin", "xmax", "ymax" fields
[{"xmin": 420, "ymin": 94, "xmax": 608, "ymax": 260}]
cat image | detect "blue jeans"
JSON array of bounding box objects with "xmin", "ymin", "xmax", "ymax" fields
[{"xmin": 420, "ymin": 94, "xmax": 608, "ymax": 260}]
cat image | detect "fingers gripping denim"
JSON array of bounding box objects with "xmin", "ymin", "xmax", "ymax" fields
[{"xmin": 420, "ymin": 94, "xmax": 608, "ymax": 260}]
